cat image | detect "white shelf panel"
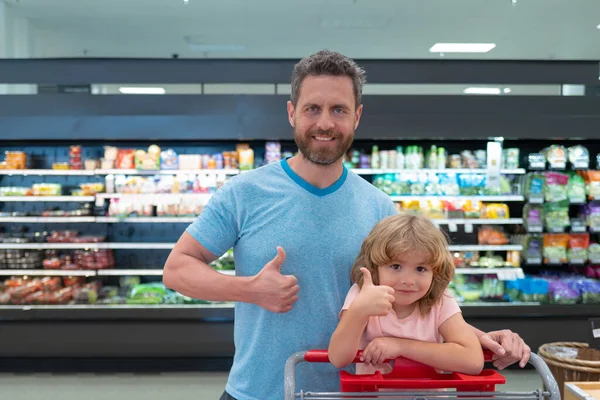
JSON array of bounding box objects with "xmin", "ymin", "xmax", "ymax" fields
[
  {"xmin": 352, "ymin": 168, "xmax": 526, "ymax": 175},
  {"xmin": 95, "ymin": 217, "xmax": 196, "ymax": 223},
  {"xmin": 390, "ymin": 195, "xmax": 524, "ymax": 202},
  {"xmin": 455, "ymin": 268, "xmax": 525, "ymax": 280},
  {"xmin": 95, "ymin": 169, "xmax": 239, "ymax": 175},
  {"xmin": 96, "ymin": 193, "xmax": 212, "ymax": 201},
  {"xmin": 0, "ymin": 169, "xmax": 95, "ymax": 176},
  {"xmin": 432, "ymin": 218, "xmax": 524, "ymax": 225},
  {"xmin": 0, "ymin": 196, "xmax": 95, "ymax": 202},
  {"xmin": 0, "ymin": 269, "xmax": 96, "ymax": 277},
  {"xmin": 97, "ymin": 269, "xmax": 235, "ymax": 276},
  {"xmin": 0, "ymin": 216, "xmax": 96, "ymax": 223},
  {"xmin": 0, "ymin": 243, "xmax": 175, "ymax": 250},
  {"xmin": 448, "ymin": 245, "xmax": 523, "ymax": 251}
]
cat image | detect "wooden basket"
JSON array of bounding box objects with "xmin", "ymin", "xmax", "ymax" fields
[{"xmin": 538, "ymin": 342, "xmax": 600, "ymax": 398}]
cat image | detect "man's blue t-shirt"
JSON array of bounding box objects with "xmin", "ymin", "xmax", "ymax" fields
[{"xmin": 186, "ymin": 158, "xmax": 397, "ymax": 400}]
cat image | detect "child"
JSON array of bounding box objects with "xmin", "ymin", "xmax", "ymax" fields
[{"xmin": 328, "ymin": 213, "xmax": 484, "ymax": 376}]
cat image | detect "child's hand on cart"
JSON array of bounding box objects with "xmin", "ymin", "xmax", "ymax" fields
[
  {"xmin": 360, "ymin": 337, "xmax": 403, "ymax": 366},
  {"xmin": 351, "ymin": 268, "xmax": 395, "ymax": 318}
]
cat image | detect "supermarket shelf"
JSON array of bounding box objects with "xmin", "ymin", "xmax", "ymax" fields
[
  {"xmin": 432, "ymin": 218, "xmax": 524, "ymax": 225},
  {"xmin": 0, "ymin": 196, "xmax": 95, "ymax": 202},
  {"xmin": 0, "ymin": 269, "xmax": 96, "ymax": 277},
  {"xmin": 0, "ymin": 169, "xmax": 240, "ymax": 176},
  {"xmin": 97, "ymin": 269, "xmax": 234, "ymax": 276},
  {"xmin": 0, "ymin": 169, "xmax": 95, "ymax": 176},
  {"xmin": 447, "ymin": 245, "xmax": 523, "ymax": 251},
  {"xmin": 0, "ymin": 303, "xmax": 597, "ymax": 322},
  {"xmin": 455, "ymin": 268, "xmax": 525, "ymax": 279},
  {"xmin": 389, "ymin": 195, "xmax": 525, "ymax": 202},
  {"xmin": 95, "ymin": 217, "xmax": 196, "ymax": 223},
  {"xmin": 0, "ymin": 216, "xmax": 96, "ymax": 223},
  {"xmin": 95, "ymin": 169, "xmax": 239, "ymax": 175},
  {"xmin": 95, "ymin": 193, "xmax": 212, "ymax": 201},
  {"xmin": 352, "ymin": 168, "xmax": 526, "ymax": 175},
  {"xmin": 0, "ymin": 243, "xmax": 175, "ymax": 250}
]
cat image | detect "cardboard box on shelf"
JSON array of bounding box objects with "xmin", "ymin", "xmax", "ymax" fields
[{"xmin": 565, "ymin": 382, "xmax": 600, "ymax": 400}]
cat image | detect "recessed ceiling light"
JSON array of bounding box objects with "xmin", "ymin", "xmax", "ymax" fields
[
  {"xmin": 429, "ymin": 43, "xmax": 496, "ymax": 53},
  {"xmin": 463, "ymin": 87, "xmax": 502, "ymax": 95},
  {"xmin": 596, "ymin": 24, "xmax": 600, "ymax": 29},
  {"xmin": 503, "ymin": 88, "xmax": 512, "ymax": 94},
  {"xmin": 118, "ymin": 87, "xmax": 166, "ymax": 95}
]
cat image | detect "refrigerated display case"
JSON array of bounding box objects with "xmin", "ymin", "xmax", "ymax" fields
[{"xmin": 1, "ymin": 58, "xmax": 599, "ymax": 371}]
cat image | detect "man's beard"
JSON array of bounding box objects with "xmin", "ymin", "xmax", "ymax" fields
[{"xmin": 294, "ymin": 127, "xmax": 354, "ymax": 166}]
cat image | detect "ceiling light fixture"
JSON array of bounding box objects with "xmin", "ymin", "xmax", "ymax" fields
[
  {"xmin": 596, "ymin": 24, "xmax": 600, "ymax": 29},
  {"xmin": 118, "ymin": 87, "xmax": 166, "ymax": 95},
  {"xmin": 429, "ymin": 43, "xmax": 496, "ymax": 53},
  {"xmin": 463, "ymin": 87, "xmax": 502, "ymax": 95}
]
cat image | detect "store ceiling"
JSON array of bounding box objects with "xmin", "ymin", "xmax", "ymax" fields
[{"xmin": 4, "ymin": 0, "xmax": 600, "ymax": 60}]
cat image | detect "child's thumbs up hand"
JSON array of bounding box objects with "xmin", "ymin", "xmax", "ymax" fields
[{"xmin": 352, "ymin": 267, "xmax": 395, "ymax": 318}]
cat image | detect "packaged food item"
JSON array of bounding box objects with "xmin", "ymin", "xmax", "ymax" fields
[
  {"xmin": 69, "ymin": 145, "xmax": 82, "ymax": 170},
  {"xmin": 568, "ymin": 234, "xmax": 590, "ymax": 263},
  {"xmin": 523, "ymin": 204, "xmax": 544, "ymax": 233},
  {"xmin": 478, "ymin": 225, "xmax": 509, "ymax": 245},
  {"xmin": 543, "ymin": 145, "xmax": 566, "ymax": 169},
  {"xmin": 548, "ymin": 279, "xmax": 579, "ymax": 304},
  {"xmin": 585, "ymin": 201, "xmax": 600, "ymax": 232},
  {"xmin": 4, "ymin": 151, "xmax": 27, "ymax": 169},
  {"xmin": 116, "ymin": 149, "xmax": 135, "ymax": 169},
  {"xmin": 581, "ymin": 170, "xmax": 600, "ymax": 200},
  {"xmin": 525, "ymin": 172, "xmax": 545, "ymax": 203},
  {"xmin": 589, "ymin": 243, "xmax": 600, "ymax": 263},
  {"xmin": 502, "ymin": 148, "xmax": 520, "ymax": 169},
  {"xmin": 544, "ymin": 201, "xmax": 570, "ymax": 232},
  {"xmin": 544, "ymin": 172, "xmax": 569, "ymax": 203},
  {"xmin": 528, "ymin": 153, "xmax": 546, "ymax": 170},
  {"xmin": 568, "ymin": 145, "xmax": 589, "ymax": 169},
  {"xmin": 483, "ymin": 203, "xmax": 509, "ymax": 219},
  {"xmin": 543, "ymin": 234, "xmax": 569, "ymax": 264},
  {"xmin": 160, "ymin": 149, "xmax": 179, "ymax": 170},
  {"xmin": 568, "ymin": 173, "xmax": 586, "ymax": 204}
]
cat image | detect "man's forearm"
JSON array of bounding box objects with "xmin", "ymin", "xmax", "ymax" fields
[{"xmin": 163, "ymin": 252, "xmax": 254, "ymax": 302}]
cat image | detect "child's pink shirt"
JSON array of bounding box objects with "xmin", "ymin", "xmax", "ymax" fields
[{"xmin": 341, "ymin": 283, "xmax": 461, "ymax": 374}]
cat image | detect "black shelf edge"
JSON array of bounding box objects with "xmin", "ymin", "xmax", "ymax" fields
[{"xmin": 0, "ymin": 304, "xmax": 597, "ymax": 321}]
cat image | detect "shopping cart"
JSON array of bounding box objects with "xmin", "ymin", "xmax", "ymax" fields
[{"xmin": 284, "ymin": 349, "xmax": 561, "ymax": 400}]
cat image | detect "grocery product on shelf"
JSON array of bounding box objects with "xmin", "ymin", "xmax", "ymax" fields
[
  {"xmin": 543, "ymin": 234, "xmax": 569, "ymax": 264},
  {"xmin": 544, "ymin": 172, "xmax": 569, "ymax": 202},
  {"xmin": 478, "ymin": 226, "xmax": 510, "ymax": 245},
  {"xmin": 568, "ymin": 173, "xmax": 586, "ymax": 203},
  {"xmin": 568, "ymin": 234, "xmax": 590, "ymax": 263},
  {"xmin": 544, "ymin": 201, "xmax": 570, "ymax": 232},
  {"xmin": 0, "ymin": 151, "xmax": 27, "ymax": 169},
  {"xmin": 69, "ymin": 145, "xmax": 83, "ymax": 170}
]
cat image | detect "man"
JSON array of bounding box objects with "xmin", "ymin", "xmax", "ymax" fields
[{"xmin": 163, "ymin": 50, "xmax": 530, "ymax": 400}]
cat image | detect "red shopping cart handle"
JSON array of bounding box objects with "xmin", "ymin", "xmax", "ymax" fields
[{"xmin": 304, "ymin": 349, "xmax": 496, "ymax": 364}]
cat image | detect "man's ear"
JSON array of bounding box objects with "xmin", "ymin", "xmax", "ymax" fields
[
  {"xmin": 287, "ymin": 101, "xmax": 295, "ymax": 128},
  {"xmin": 354, "ymin": 104, "xmax": 363, "ymax": 130}
]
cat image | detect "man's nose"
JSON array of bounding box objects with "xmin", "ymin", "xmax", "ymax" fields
[{"xmin": 315, "ymin": 112, "xmax": 335, "ymax": 131}]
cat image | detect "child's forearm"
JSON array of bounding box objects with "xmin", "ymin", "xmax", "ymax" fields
[
  {"xmin": 394, "ymin": 338, "xmax": 484, "ymax": 375},
  {"xmin": 328, "ymin": 308, "xmax": 369, "ymax": 369}
]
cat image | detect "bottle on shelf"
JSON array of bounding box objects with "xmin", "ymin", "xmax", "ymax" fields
[
  {"xmin": 370, "ymin": 145, "xmax": 380, "ymax": 169},
  {"xmin": 437, "ymin": 147, "xmax": 447, "ymax": 170},
  {"xmin": 396, "ymin": 146, "xmax": 404, "ymax": 170},
  {"xmin": 428, "ymin": 145, "xmax": 438, "ymax": 169}
]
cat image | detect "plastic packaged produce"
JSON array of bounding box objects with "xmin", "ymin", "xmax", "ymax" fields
[
  {"xmin": 502, "ymin": 148, "xmax": 520, "ymax": 169},
  {"xmin": 478, "ymin": 225, "xmax": 509, "ymax": 245},
  {"xmin": 544, "ymin": 172, "xmax": 569, "ymax": 203},
  {"xmin": 544, "ymin": 201, "xmax": 570, "ymax": 232},
  {"xmin": 543, "ymin": 145, "xmax": 567, "ymax": 169},
  {"xmin": 584, "ymin": 201, "xmax": 600, "ymax": 232},
  {"xmin": 543, "ymin": 234, "xmax": 569, "ymax": 264},
  {"xmin": 480, "ymin": 276, "xmax": 505, "ymax": 301},
  {"xmin": 525, "ymin": 172, "xmax": 544, "ymax": 202},
  {"xmin": 523, "ymin": 204, "xmax": 543, "ymax": 232},
  {"xmin": 568, "ymin": 234, "xmax": 590, "ymax": 263},
  {"xmin": 521, "ymin": 278, "xmax": 550, "ymax": 303},
  {"xmin": 160, "ymin": 149, "xmax": 179, "ymax": 170},
  {"xmin": 568, "ymin": 173, "xmax": 586, "ymax": 204},
  {"xmin": 548, "ymin": 280, "xmax": 579, "ymax": 304},
  {"xmin": 567, "ymin": 145, "xmax": 589, "ymax": 169},
  {"xmin": 588, "ymin": 243, "xmax": 600, "ymax": 263},
  {"xmin": 483, "ymin": 203, "xmax": 510, "ymax": 219}
]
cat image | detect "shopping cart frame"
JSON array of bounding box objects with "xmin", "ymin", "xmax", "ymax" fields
[{"xmin": 284, "ymin": 350, "xmax": 561, "ymax": 400}]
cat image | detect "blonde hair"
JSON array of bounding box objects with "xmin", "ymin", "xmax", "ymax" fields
[{"xmin": 350, "ymin": 213, "xmax": 455, "ymax": 315}]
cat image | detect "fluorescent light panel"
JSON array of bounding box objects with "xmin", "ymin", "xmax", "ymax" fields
[
  {"xmin": 118, "ymin": 87, "xmax": 166, "ymax": 94},
  {"xmin": 463, "ymin": 87, "xmax": 502, "ymax": 95},
  {"xmin": 429, "ymin": 43, "xmax": 496, "ymax": 53}
]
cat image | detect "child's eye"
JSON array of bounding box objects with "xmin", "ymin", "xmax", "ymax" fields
[
  {"xmin": 416, "ymin": 266, "xmax": 427, "ymax": 272},
  {"xmin": 390, "ymin": 264, "xmax": 401, "ymax": 270}
]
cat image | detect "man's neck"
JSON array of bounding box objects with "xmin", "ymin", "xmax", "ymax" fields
[{"xmin": 287, "ymin": 155, "xmax": 344, "ymax": 189}]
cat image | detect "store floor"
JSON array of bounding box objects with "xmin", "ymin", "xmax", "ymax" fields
[{"xmin": 0, "ymin": 369, "xmax": 543, "ymax": 400}]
